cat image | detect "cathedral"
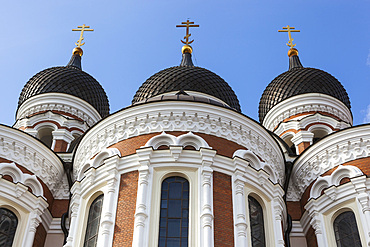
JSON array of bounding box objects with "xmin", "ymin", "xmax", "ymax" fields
[{"xmin": 0, "ymin": 22, "xmax": 368, "ymax": 247}]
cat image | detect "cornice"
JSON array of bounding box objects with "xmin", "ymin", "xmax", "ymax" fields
[
  {"xmin": 16, "ymin": 93, "xmax": 102, "ymax": 127},
  {"xmin": 287, "ymin": 125, "xmax": 370, "ymax": 201},
  {"xmin": 0, "ymin": 125, "xmax": 64, "ymax": 196},
  {"xmin": 74, "ymin": 101, "xmax": 284, "ymax": 182},
  {"xmin": 263, "ymin": 93, "xmax": 353, "ymax": 131}
]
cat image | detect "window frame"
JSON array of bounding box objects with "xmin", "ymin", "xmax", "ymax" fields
[
  {"xmin": 324, "ymin": 201, "xmax": 366, "ymax": 247},
  {"xmin": 148, "ymin": 167, "xmax": 199, "ymax": 247},
  {"xmin": 78, "ymin": 191, "xmax": 105, "ymax": 247},
  {"xmin": 245, "ymin": 189, "xmax": 274, "ymax": 247},
  {"xmin": 83, "ymin": 194, "xmax": 104, "ymax": 247}
]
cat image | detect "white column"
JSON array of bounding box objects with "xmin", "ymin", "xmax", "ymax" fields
[
  {"xmin": 233, "ymin": 170, "xmax": 248, "ymax": 247},
  {"xmin": 309, "ymin": 211, "xmax": 328, "ymax": 247},
  {"xmin": 201, "ymin": 167, "xmax": 213, "ymax": 247},
  {"xmin": 352, "ymin": 176, "xmax": 370, "ymax": 245},
  {"xmin": 98, "ymin": 167, "xmax": 119, "ymax": 247},
  {"xmin": 132, "ymin": 148, "xmax": 152, "ymax": 247},
  {"xmin": 23, "ymin": 212, "xmax": 41, "ymax": 247},
  {"xmin": 64, "ymin": 185, "xmax": 81, "ymax": 247},
  {"xmin": 200, "ymin": 149, "xmax": 216, "ymax": 247},
  {"xmin": 272, "ymin": 197, "xmax": 285, "ymax": 247}
]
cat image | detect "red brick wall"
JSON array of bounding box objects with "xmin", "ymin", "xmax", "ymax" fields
[
  {"xmin": 51, "ymin": 199, "xmax": 69, "ymax": 217},
  {"xmin": 110, "ymin": 131, "xmax": 249, "ymax": 160},
  {"xmin": 54, "ymin": 140, "xmax": 68, "ymax": 152},
  {"xmin": 32, "ymin": 223, "xmax": 47, "ymax": 247},
  {"xmin": 305, "ymin": 226, "xmax": 318, "ymax": 247},
  {"xmin": 286, "ymin": 201, "xmax": 302, "ymax": 221},
  {"xmin": 213, "ymin": 171, "xmax": 234, "ymax": 246},
  {"xmin": 113, "ymin": 171, "xmax": 139, "ymax": 247},
  {"xmin": 297, "ymin": 142, "xmax": 310, "ymax": 154}
]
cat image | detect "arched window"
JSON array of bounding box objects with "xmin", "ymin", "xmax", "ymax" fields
[
  {"xmin": 248, "ymin": 196, "xmax": 266, "ymax": 247},
  {"xmin": 83, "ymin": 194, "xmax": 104, "ymax": 247},
  {"xmin": 38, "ymin": 127, "xmax": 54, "ymax": 148},
  {"xmin": 333, "ymin": 211, "xmax": 362, "ymax": 247},
  {"xmin": 158, "ymin": 176, "xmax": 189, "ymax": 247},
  {"xmin": 0, "ymin": 208, "xmax": 18, "ymax": 247}
]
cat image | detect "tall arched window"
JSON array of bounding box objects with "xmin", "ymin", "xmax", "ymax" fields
[
  {"xmin": 248, "ymin": 196, "xmax": 266, "ymax": 247},
  {"xmin": 0, "ymin": 208, "xmax": 18, "ymax": 247},
  {"xmin": 333, "ymin": 211, "xmax": 362, "ymax": 247},
  {"xmin": 83, "ymin": 194, "xmax": 104, "ymax": 247},
  {"xmin": 158, "ymin": 176, "xmax": 189, "ymax": 247}
]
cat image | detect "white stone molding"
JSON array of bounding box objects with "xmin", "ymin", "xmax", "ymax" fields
[
  {"xmin": 97, "ymin": 156, "xmax": 120, "ymax": 247},
  {"xmin": 232, "ymin": 160, "xmax": 248, "ymax": 247},
  {"xmin": 51, "ymin": 129, "xmax": 75, "ymax": 150},
  {"xmin": 233, "ymin": 149, "xmax": 278, "ymax": 183},
  {"xmin": 262, "ymin": 93, "xmax": 353, "ymax": 131},
  {"xmin": 288, "ymin": 125, "xmax": 370, "ymax": 201},
  {"xmin": 274, "ymin": 112, "xmax": 350, "ymax": 138},
  {"xmin": 0, "ymin": 162, "xmax": 44, "ymax": 197},
  {"xmin": 16, "ymin": 93, "xmax": 102, "ymax": 126},
  {"xmin": 310, "ymin": 165, "xmax": 363, "ymax": 199},
  {"xmin": 0, "ymin": 125, "xmax": 64, "ymax": 197},
  {"xmin": 132, "ymin": 148, "xmax": 152, "ymax": 247},
  {"xmin": 74, "ymin": 101, "xmax": 284, "ymax": 185},
  {"xmin": 66, "ymin": 155, "xmax": 120, "ymax": 247},
  {"xmin": 305, "ymin": 177, "xmax": 370, "ymax": 246},
  {"xmin": 144, "ymin": 131, "xmax": 210, "ymax": 150},
  {"xmin": 291, "ymin": 131, "xmax": 314, "ymax": 146},
  {"xmin": 231, "ymin": 156, "xmax": 285, "ymax": 247},
  {"xmin": 199, "ymin": 148, "xmax": 216, "ymax": 247},
  {"xmin": 0, "ymin": 176, "xmax": 48, "ymax": 247},
  {"xmin": 308, "ymin": 210, "xmax": 328, "ymax": 246},
  {"xmin": 77, "ymin": 148, "xmax": 121, "ymax": 180}
]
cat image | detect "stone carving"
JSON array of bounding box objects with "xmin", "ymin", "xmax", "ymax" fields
[
  {"xmin": 74, "ymin": 106, "xmax": 284, "ymax": 185},
  {"xmin": 0, "ymin": 127, "xmax": 64, "ymax": 197},
  {"xmin": 288, "ymin": 127, "xmax": 370, "ymax": 200}
]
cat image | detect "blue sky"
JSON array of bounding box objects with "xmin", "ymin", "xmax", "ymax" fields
[{"xmin": 0, "ymin": 1, "xmax": 369, "ymax": 126}]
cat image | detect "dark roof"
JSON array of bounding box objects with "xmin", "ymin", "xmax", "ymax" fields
[
  {"xmin": 259, "ymin": 55, "xmax": 351, "ymax": 123},
  {"xmin": 18, "ymin": 55, "xmax": 109, "ymax": 118},
  {"xmin": 132, "ymin": 53, "xmax": 241, "ymax": 112},
  {"xmin": 133, "ymin": 90, "xmax": 235, "ymax": 110}
]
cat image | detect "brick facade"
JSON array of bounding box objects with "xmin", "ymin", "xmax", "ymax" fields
[
  {"xmin": 110, "ymin": 131, "xmax": 248, "ymax": 160},
  {"xmin": 32, "ymin": 223, "xmax": 47, "ymax": 247},
  {"xmin": 113, "ymin": 171, "xmax": 139, "ymax": 247},
  {"xmin": 213, "ymin": 171, "xmax": 234, "ymax": 246}
]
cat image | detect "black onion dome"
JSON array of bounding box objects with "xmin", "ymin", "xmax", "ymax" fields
[
  {"xmin": 259, "ymin": 54, "xmax": 350, "ymax": 123},
  {"xmin": 18, "ymin": 54, "xmax": 110, "ymax": 117},
  {"xmin": 132, "ymin": 53, "xmax": 241, "ymax": 112}
]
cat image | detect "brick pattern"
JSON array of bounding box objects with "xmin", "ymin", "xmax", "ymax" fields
[
  {"xmin": 213, "ymin": 172, "xmax": 234, "ymax": 246},
  {"xmin": 110, "ymin": 131, "xmax": 249, "ymax": 160},
  {"xmin": 286, "ymin": 201, "xmax": 302, "ymax": 221},
  {"xmin": 113, "ymin": 171, "xmax": 139, "ymax": 247},
  {"xmin": 54, "ymin": 140, "xmax": 68, "ymax": 152},
  {"xmin": 51, "ymin": 199, "xmax": 69, "ymax": 217},
  {"xmin": 297, "ymin": 142, "xmax": 310, "ymax": 154},
  {"xmin": 32, "ymin": 223, "xmax": 47, "ymax": 247},
  {"xmin": 305, "ymin": 226, "xmax": 318, "ymax": 247},
  {"xmin": 291, "ymin": 156, "xmax": 370, "ymax": 229}
]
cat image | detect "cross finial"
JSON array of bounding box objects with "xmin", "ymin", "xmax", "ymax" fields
[
  {"xmin": 176, "ymin": 20, "xmax": 199, "ymax": 45},
  {"xmin": 278, "ymin": 25, "xmax": 300, "ymax": 48},
  {"xmin": 72, "ymin": 24, "xmax": 94, "ymax": 47}
]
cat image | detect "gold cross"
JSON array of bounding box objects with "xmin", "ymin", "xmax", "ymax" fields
[
  {"xmin": 72, "ymin": 24, "xmax": 94, "ymax": 47},
  {"xmin": 278, "ymin": 25, "xmax": 300, "ymax": 48},
  {"xmin": 176, "ymin": 20, "xmax": 199, "ymax": 45}
]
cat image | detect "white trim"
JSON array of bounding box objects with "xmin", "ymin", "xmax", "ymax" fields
[
  {"xmin": 288, "ymin": 125, "xmax": 370, "ymax": 201},
  {"xmin": 0, "ymin": 177, "xmax": 48, "ymax": 247},
  {"xmin": 74, "ymin": 101, "xmax": 285, "ymax": 186},
  {"xmin": 16, "ymin": 93, "xmax": 102, "ymax": 126},
  {"xmin": 262, "ymin": 93, "xmax": 353, "ymax": 131},
  {"xmin": 305, "ymin": 177, "xmax": 370, "ymax": 246},
  {"xmin": 0, "ymin": 125, "xmax": 64, "ymax": 197}
]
